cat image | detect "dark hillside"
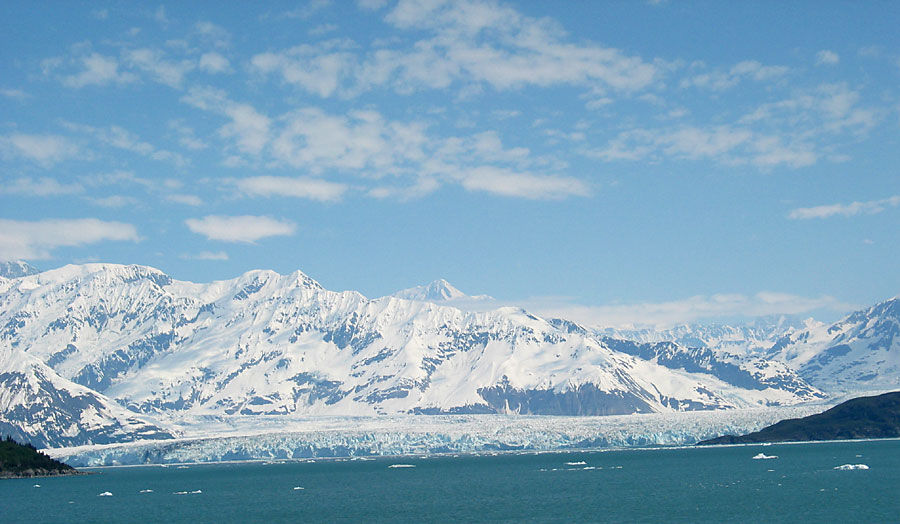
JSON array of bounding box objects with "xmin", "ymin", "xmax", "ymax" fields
[
  {"xmin": 698, "ymin": 391, "xmax": 900, "ymax": 445},
  {"xmin": 0, "ymin": 436, "xmax": 82, "ymax": 478}
]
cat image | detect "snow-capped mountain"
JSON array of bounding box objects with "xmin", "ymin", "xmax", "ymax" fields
[
  {"xmin": 390, "ymin": 279, "xmax": 493, "ymax": 303},
  {"xmin": 601, "ymin": 316, "xmax": 816, "ymax": 356},
  {"xmin": 0, "ymin": 264, "xmax": 827, "ymax": 447},
  {"xmin": 0, "ymin": 349, "xmax": 172, "ymax": 448},
  {"xmin": 769, "ymin": 296, "xmax": 900, "ymax": 392},
  {"xmin": 0, "ymin": 260, "xmax": 41, "ymax": 279}
]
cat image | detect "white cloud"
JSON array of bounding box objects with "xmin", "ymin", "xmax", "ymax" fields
[
  {"xmin": 527, "ymin": 292, "xmax": 851, "ymax": 330},
  {"xmin": 251, "ymin": 42, "xmax": 356, "ymax": 97},
  {"xmin": 194, "ymin": 21, "xmax": 231, "ymax": 48},
  {"xmin": 680, "ymin": 60, "xmax": 789, "ymax": 90},
  {"xmin": 788, "ymin": 195, "xmax": 900, "ymax": 219},
  {"xmin": 233, "ymin": 176, "xmax": 348, "ymax": 202},
  {"xmin": 0, "ymin": 133, "xmax": 79, "ymax": 166},
  {"xmin": 0, "ymin": 218, "xmax": 139, "ymax": 260},
  {"xmin": 124, "ymin": 48, "xmax": 195, "ymax": 88},
  {"xmin": 457, "ymin": 166, "xmax": 589, "ymax": 199},
  {"xmin": 182, "ymin": 87, "xmax": 271, "ymax": 155},
  {"xmin": 185, "ymin": 215, "xmax": 296, "ymax": 243},
  {"xmin": 199, "ymin": 52, "xmax": 231, "ymax": 73},
  {"xmin": 0, "ymin": 177, "xmax": 83, "ymax": 196},
  {"xmin": 64, "ymin": 121, "xmax": 188, "ymax": 166},
  {"xmin": 1, "ymin": 88, "xmax": 30, "ymax": 100},
  {"xmin": 87, "ymin": 195, "xmax": 139, "ymax": 208},
  {"xmin": 815, "ymin": 50, "xmax": 840, "ymax": 66},
  {"xmin": 166, "ymin": 194, "xmax": 204, "ymax": 206},
  {"xmin": 271, "ymin": 108, "xmax": 427, "ymax": 172},
  {"xmin": 591, "ymin": 125, "xmax": 816, "ymax": 168},
  {"xmin": 169, "ymin": 120, "xmax": 208, "ymax": 150},
  {"xmin": 253, "ymin": 0, "xmax": 658, "ymax": 98},
  {"xmin": 62, "ymin": 53, "xmax": 137, "ymax": 88},
  {"xmin": 180, "ymin": 250, "xmax": 229, "ymax": 260}
]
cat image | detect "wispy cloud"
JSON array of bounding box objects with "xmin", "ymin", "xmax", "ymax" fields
[
  {"xmin": 680, "ymin": 60, "xmax": 789, "ymax": 90},
  {"xmin": 180, "ymin": 250, "xmax": 229, "ymax": 260},
  {"xmin": 0, "ymin": 177, "xmax": 83, "ymax": 196},
  {"xmin": 60, "ymin": 53, "xmax": 138, "ymax": 88},
  {"xmin": 185, "ymin": 215, "xmax": 296, "ymax": 243},
  {"xmin": 788, "ymin": 195, "xmax": 900, "ymax": 219},
  {"xmin": 0, "ymin": 218, "xmax": 139, "ymax": 260},
  {"xmin": 232, "ymin": 176, "xmax": 349, "ymax": 202},
  {"xmin": 815, "ymin": 50, "xmax": 840, "ymax": 66},
  {"xmin": 0, "ymin": 133, "xmax": 79, "ymax": 166}
]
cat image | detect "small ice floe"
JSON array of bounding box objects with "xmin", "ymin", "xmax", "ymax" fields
[
  {"xmin": 293, "ymin": 486, "xmax": 305, "ymax": 490},
  {"xmin": 174, "ymin": 491, "xmax": 188, "ymax": 495},
  {"xmin": 388, "ymin": 464, "xmax": 416, "ymax": 469},
  {"xmin": 752, "ymin": 453, "xmax": 778, "ymax": 460},
  {"xmin": 565, "ymin": 461, "xmax": 587, "ymax": 466},
  {"xmin": 834, "ymin": 464, "xmax": 869, "ymax": 471},
  {"xmin": 583, "ymin": 466, "xmax": 596, "ymax": 470},
  {"xmin": 139, "ymin": 489, "xmax": 154, "ymax": 493},
  {"xmin": 98, "ymin": 492, "xmax": 113, "ymax": 497},
  {"xmin": 33, "ymin": 484, "xmax": 40, "ymax": 488},
  {"xmin": 191, "ymin": 490, "xmax": 202, "ymax": 494}
]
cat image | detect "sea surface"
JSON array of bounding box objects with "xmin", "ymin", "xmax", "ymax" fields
[{"xmin": 4, "ymin": 439, "xmax": 899, "ymax": 523}]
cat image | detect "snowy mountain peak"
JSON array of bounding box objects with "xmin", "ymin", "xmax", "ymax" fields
[
  {"xmin": 391, "ymin": 278, "xmax": 492, "ymax": 303},
  {"xmin": 0, "ymin": 260, "xmax": 41, "ymax": 279}
]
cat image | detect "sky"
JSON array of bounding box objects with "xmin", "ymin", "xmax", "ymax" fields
[{"xmin": 1, "ymin": 0, "xmax": 899, "ymax": 328}]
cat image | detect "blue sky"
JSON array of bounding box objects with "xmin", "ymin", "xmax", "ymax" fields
[{"xmin": 2, "ymin": 1, "xmax": 899, "ymax": 327}]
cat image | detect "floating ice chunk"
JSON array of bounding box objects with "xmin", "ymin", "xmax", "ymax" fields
[
  {"xmin": 834, "ymin": 464, "xmax": 869, "ymax": 471},
  {"xmin": 98, "ymin": 492, "xmax": 113, "ymax": 497},
  {"xmin": 191, "ymin": 490, "xmax": 202, "ymax": 494},
  {"xmin": 583, "ymin": 466, "xmax": 596, "ymax": 470},
  {"xmin": 752, "ymin": 453, "xmax": 778, "ymax": 460},
  {"xmin": 388, "ymin": 464, "xmax": 416, "ymax": 468},
  {"xmin": 176, "ymin": 466, "xmax": 189, "ymax": 469},
  {"xmin": 565, "ymin": 461, "xmax": 587, "ymax": 466},
  {"xmin": 33, "ymin": 484, "xmax": 40, "ymax": 488},
  {"xmin": 174, "ymin": 491, "xmax": 188, "ymax": 495},
  {"xmin": 139, "ymin": 489, "xmax": 153, "ymax": 493},
  {"xmin": 293, "ymin": 486, "xmax": 305, "ymax": 490}
]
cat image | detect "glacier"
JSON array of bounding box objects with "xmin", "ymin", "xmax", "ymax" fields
[{"xmin": 47, "ymin": 405, "xmax": 824, "ymax": 467}]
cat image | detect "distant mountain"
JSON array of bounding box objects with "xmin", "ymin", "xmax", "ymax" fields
[
  {"xmin": 0, "ymin": 261, "xmax": 41, "ymax": 279},
  {"xmin": 601, "ymin": 316, "xmax": 816, "ymax": 356},
  {"xmin": 768, "ymin": 296, "xmax": 900, "ymax": 392},
  {"xmin": 0, "ymin": 263, "xmax": 825, "ymax": 447},
  {"xmin": 391, "ymin": 279, "xmax": 492, "ymax": 303},
  {"xmin": 698, "ymin": 391, "xmax": 900, "ymax": 445}
]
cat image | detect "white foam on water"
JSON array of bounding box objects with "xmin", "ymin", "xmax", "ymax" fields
[
  {"xmin": 565, "ymin": 461, "xmax": 587, "ymax": 466},
  {"xmin": 388, "ymin": 464, "xmax": 416, "ymax": 468},
  {"xmin": 833, "ymin": 464, "xmax": 869, "ymax": 471},
  {"xmin": 139, "ymin": 489, "xmax": 153, "ymax": 493}
]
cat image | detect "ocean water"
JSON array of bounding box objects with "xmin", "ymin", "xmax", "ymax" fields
[{"xmin": 4, "ymin": 439, "xmax": 899, "ymax": 523}]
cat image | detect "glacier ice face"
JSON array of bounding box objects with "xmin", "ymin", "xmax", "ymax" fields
[{"xmin": 47, "ymin": 405, "xmax": 825, "ymax": 466}]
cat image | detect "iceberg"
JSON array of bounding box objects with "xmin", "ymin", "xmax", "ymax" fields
[{"xmin": 834, "ymin": 464, "xmax": 869, "ymax": 470}]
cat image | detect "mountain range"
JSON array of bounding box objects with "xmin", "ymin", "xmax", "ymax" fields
[{"xmin": 1, "ymin": 262, "xmax": 897, "ymax": 448}]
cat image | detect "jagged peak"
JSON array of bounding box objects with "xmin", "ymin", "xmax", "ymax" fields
[{"xmin": 0, "ymin": 260, "xmax": 41, "ymax": 279}]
